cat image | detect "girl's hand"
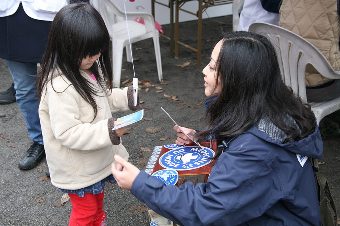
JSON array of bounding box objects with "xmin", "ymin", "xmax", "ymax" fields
[
  {"xmin": 112, "ymin": 155, "xmax": 140, "ymax": 190},
  {"xmin": 173, "ymin": 125, "xmax": 196, "ymax": 145},
  {"xmin": 114, "ymin": 127, "xmax": 129, "ymax": 137}
]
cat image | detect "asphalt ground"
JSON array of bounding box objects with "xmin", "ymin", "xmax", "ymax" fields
[{"xmin": 0, "ymin": 16, "xmax": 339, "ymax": 225}]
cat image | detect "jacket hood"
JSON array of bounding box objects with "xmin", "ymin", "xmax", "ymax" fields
[{"xmin": 247, "ymin": 119, "xmax": 323, "ymax": 159}]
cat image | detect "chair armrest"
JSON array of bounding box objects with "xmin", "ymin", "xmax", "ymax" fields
[{"xmin": 125, "ymin": 12, "xmax": 156, "ymax": 33}]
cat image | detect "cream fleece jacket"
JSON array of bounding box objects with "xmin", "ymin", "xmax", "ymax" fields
[{"xmin": 39, "ymin": 70, "xmax": 133, "ymax": 190}]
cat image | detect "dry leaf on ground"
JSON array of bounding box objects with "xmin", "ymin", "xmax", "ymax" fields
[
  {"xmin": 140, "ymin": 80, "xmax": 152, "ymax": 88},
  {"xmin": 145, "ymin": 127, "xmax": 161, "ymax": 134},
  {"xmin": 171, "ymin": 96, "xmax": 179, "ymax": 101},
  {"xmin": 176, "ymin": 61, "xmax": 191, "ymax": 68},
  {"xmin": 60, "ymin": 193, "xmax": 70, "ymax": 206},
  {"xmin": 140, "ymin": 147, "xmax": 152, "ymax": 152},
  {"xmin": 39, "ymin": 175, "xmax": 50, "ymax": 182},
  {"xmin": 35, "ymin": 196, "xmax": 45, "ymax": 204},
  {"xmin": 122, "ymin": 79, "xmax": 130, "ymax": 85}
]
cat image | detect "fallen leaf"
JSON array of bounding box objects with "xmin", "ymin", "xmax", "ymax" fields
[
  {"xmin": 156, "ymin": 90, "xmax": 163, "ymax": 93},
  {"xmin": 35, "ymin": 196, "xmax": 45, "ymax": 204},
  {"xmin": 140, "ymin": 80, "xmax": 152, "ymax": 88},
  {"xmin": 155, "ymin": 86, "xmax": 163, "ymax": 90},
  {"xmin": 159, "ymin": 137, "xmax": 167, "ymax": 141},
  {"xmin": 145, "ymin": 127, "xmax": 161, "ymax": 134},
  {"xmin": 122, "ymin": 79, "xmax": 131, "ymax": 85},
  {"xmin": 196, "ymin": 101, "xmax": 203, "ymax": 106},
  {"xmin": 176, "ymin": 61, "xmax": 190, "ymax": 68},
  {"xmin": 60, "ymin": 193, "xmax": 70, "ymax": 206},
  {"xmin": 163, "ymin": 94, "xmax": 171, "ymax": 98},
  {"xmin": 145, "ymin": 88, "xmax": 149, "ymax": 92},
  {"xmin": 140, "ymin": 147, "xmax": 152, "ymax": 152},
  {"xmin": 40, "ymin": 175, "xmax": 50, "ymax": 182},
  {"xmin": 171, "ymin": 96, "xmax": 179, "ymax": 101},
  {"xmin": 144, "ymin": 117, "xmax": 152, "ymax": 121},
  {"xmin": 139, "ymin": 100, "xmax": 145, "ymax": 104}
]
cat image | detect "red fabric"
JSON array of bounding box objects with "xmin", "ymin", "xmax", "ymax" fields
[{"xmin": 68, "ymin": 192, "xmax": 105, "ymax": 226}]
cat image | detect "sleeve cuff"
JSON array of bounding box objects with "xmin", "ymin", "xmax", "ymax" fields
[{"xmin": 107, "ymin": 118, "xmax": 121, "ymax": 145}]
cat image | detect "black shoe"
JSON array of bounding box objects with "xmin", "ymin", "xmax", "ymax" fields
[
  {"xmin": 18, "ymin": 142, "xmax": 45, "ymax": 170},
  {"xmin": 0, "ymin": 83, "xmax": 16, "ymax": 105}
]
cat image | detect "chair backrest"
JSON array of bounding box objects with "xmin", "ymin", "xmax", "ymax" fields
[
  {"xmin": 98, "ymin": 0, "xmax": 156, "ymax": 37},
  {"xmin": 98, "ymin": 0, "xmax": 124, "ymax": 26},
  {"xmin": 249, "ymin": 22, "xmax": 336, "ymax": 102}
]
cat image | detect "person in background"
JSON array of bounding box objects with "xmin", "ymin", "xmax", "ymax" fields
[
  {"xmin": 237, "ymin": 0, "xmax": 280, "ymax": 31},
  {"xmin": 0, "ymin": 82, "xmax": 15, "ymax": 104},
  {"xmin": 38, "ymin": 3, "xmax": 139, "ymax": 225},
  {"xmin": 112, "ymin": 31, "xmax": 323, "ymax": 226},
  {"xmin": 0, "ymin": 0, "xmax": 69, "ymax": 170},
  {"xmin": 280, "ymin": 0, "xmax": 340, "ymax": 137},
  {"xmin": 280, "ymin": 0, "xmax": 340, "ymax": 103}
]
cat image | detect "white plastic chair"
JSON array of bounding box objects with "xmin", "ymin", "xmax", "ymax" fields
[
  {"xmin": 249, "ymin": 22, "xmax": 340, "ymax": 124},
  {"xmin": 232, "ymin": 0, "xmax": 244, "ymax": 31},
  {"xmin": 97, "ymin": 0, "xmax": 163, "ymax": 87}
]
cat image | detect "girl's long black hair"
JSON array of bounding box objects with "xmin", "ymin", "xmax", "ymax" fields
[
  {"xmin": 200, "ymin": 32, "xmax": 316, "ymax": 141},
  {"xmin": 38, "ymin": 3, "xmax": 112, "ymax": 119}
]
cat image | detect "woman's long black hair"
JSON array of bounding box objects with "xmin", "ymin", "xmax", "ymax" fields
[
  {"xmin": 200, "ymin": 32, "xmax": 316, "ymax": 141},
  {"xmin": 38, "ymin": 3, "xmax": 112, "ymax": 119}
]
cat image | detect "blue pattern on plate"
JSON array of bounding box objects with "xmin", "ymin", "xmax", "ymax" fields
[
  {"xmin": 159, "ymin": 146, "xmax": 214, "ymax": 171},
  {"xmin": 152, "ymin": 169, "xmax": 179, "ymax": 186},
  {"xmin": 163, "ymin": 144, "xmax": 183, "ymax": 149}
]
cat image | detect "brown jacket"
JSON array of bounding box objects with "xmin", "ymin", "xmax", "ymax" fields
[{"xmin": 280, "ymin": 0, "xmax": 340, "ymax": 87}]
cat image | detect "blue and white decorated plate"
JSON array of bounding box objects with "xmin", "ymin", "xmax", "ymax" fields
[
  {"xmin": 159, "ymin": 146, "xmax": 215, "ymax": 171},
  {"xmin": 163, "ymin": 144, "xmax": 183, "ymax": 149},
  {"xmin": 151, "ymin": 169, "xmax": 179, "ymax": 186}
]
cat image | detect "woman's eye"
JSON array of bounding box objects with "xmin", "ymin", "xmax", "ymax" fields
[{"xmin": 209, "ymin": 65, "xmax": 215, "ymax": 70}]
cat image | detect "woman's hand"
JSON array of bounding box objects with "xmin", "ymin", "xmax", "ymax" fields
[
  {"xmin": 112, "ymin": 155, "xmax": 140, "ymax": 190},
  {"xmin": 173, "ymin": 125, "xmax": 196, "ymax": 145}
]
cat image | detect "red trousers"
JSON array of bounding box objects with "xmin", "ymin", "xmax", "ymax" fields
[{"xmin": 68, "ymin": 192, "xmax": 106, "ymax": 226}]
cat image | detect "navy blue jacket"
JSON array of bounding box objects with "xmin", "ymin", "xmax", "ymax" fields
[
  {"xmin": 0, "ymin": 4, "xmax": 50, "ymax": 63},
  {"xmin": 132, "ymin": 119, "xmax": 323, "ymax": 226}
]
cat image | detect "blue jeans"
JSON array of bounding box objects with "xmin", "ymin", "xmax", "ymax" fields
[{"xmin": 6, "ymin": 60, "xmax": 43, "ymax": 144}]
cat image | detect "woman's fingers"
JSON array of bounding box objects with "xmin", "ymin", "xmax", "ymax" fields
[{"xmin": 112, "ymin": 155, "xmax": 140, "ymax": 190}]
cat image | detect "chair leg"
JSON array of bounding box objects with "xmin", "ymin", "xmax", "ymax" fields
[
  {"xmin": 126, "ymin": 44, "xmax": 133, "ymax": 63},
  {"xmin": 112, "ymin": 40, "xmax": 124, "ymax": 88},
  {"xmin": 153, "ymin": 35, "xmax": 163, "ymax": 82},
  {"xmin": 197, "ymin": 0, "xmax": 203, "ymax": 65}
]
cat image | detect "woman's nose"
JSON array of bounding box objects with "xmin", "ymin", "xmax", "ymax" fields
[{"xmin": 202, "ymin": 65, "xmax": 208, "ymax": 76}]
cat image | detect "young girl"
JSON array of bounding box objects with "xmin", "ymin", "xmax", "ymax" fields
[
  {"xmin": 38, "ymin": 3, "xmax": 139, "ymax": 225},
  {"xmin": 112, "ymin": 32, "xmax": 323, "ymax": 226}
]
